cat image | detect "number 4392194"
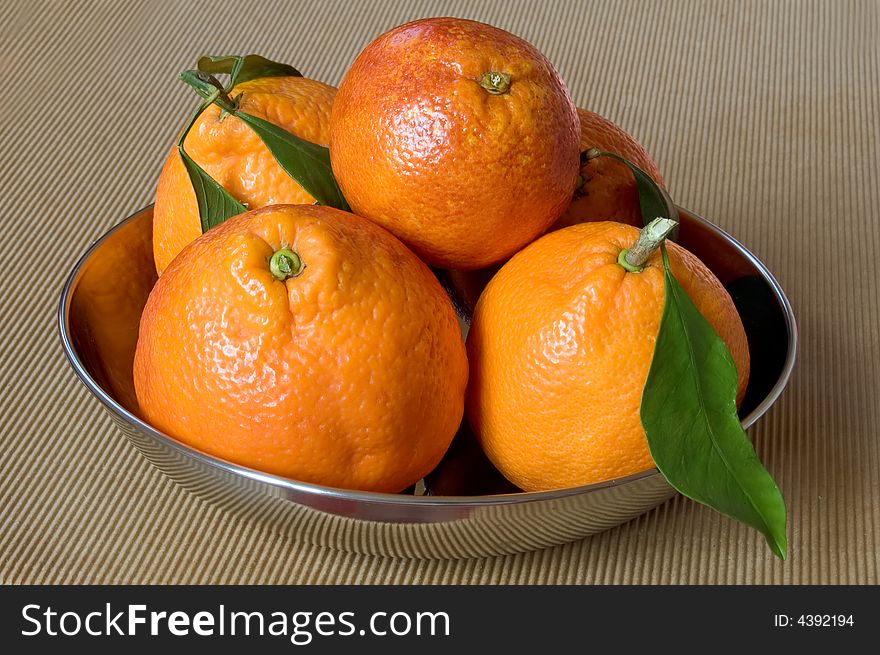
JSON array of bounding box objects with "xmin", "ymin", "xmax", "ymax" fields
[{"xmin": 774, "ymin": 614, "xmax": 854, "ymax": 627}]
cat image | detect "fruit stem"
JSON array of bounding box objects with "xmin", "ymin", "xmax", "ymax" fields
[
  {"xmin": 179, "ymin": 69, "xmax": 240, "ymax": 115},
  {"xmin": 582, "ymin": 147, "xmax": 603, "ymax": 163},
  {"xmin": 269, "ymin": 248, "xmax": 304, "ymax": 281},
  {"xmin": 479, "ymin": 71, "xmax": 512, "ymax": 95},
  {"xmin": 619, "ymin": 217, "xmax": 679, "ymax": 272}
]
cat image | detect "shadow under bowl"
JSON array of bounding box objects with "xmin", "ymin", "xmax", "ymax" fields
[{"xmin": 58, "ymin": 206, "xmax": 797, "ymax": 559}]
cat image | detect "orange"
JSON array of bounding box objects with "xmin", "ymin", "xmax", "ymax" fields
[
  {"xmin": 329, "ymin": 17, "xmax": 580, "ymax": 270},
  {"xmin": 553, "ymin": 107, "xmax": 665, "ymax": 230},
  {"xmin": 133, "ymin": 204, "xmax": 468, "ymax": 493},
  {"xmin": 465, "ymin": 221, "xmax": 750, "ymax": 491},
  {"xmin": 152, "ymin": 76, "xmax": 336, "ymax": 275}
]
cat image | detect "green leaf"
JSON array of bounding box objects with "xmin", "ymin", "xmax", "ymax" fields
[
  {"xmin": 178, "ymin": 148, "xmax": 247, "ymax": 232},
  {"xmin": 176, "ymin": 102, "xmax": 247, "ymax": 232},
  {"xmin": 235, "ymin": 110, "xmax": 350, "ymax": 211},
  {"xmin": 197, "ymin": 54, "xmax": 302, "ymax": 88},
  {"xmin": 641, "ymin": 245, "xmax": 788, "ymax": 559},
  {"xmin": 582, "ymin": 148, "xmax": 677, "ymax": 230}
]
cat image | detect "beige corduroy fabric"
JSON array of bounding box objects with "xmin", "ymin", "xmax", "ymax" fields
[{"xmin": 1, "ymin": 0, "xmax": 878, "ymax": 584}]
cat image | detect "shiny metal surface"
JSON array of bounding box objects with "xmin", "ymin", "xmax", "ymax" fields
[{"xmin": 58, "ymin": 205, "xmax": 797, "ymax": 558}]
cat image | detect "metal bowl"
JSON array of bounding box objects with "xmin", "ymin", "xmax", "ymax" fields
[{"xmin": 58, "ymin": 206, "xmax": 797, "ymax": 558}]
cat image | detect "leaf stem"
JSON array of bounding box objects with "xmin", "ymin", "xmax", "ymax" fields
[
  {"xmin": 178, "ymin": 70, "xmax": 238, "ymax": 114},
  {"xmin": 582, "ymin": 148, "xmax": 679, "ymax": 235},
  {"xmin": 621, "ymin": 217, "xmax": 679, "ymax": 271}
]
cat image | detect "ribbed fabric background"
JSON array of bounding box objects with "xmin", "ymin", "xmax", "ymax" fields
[{"xmin": 1, "ymin": 0, "xmax": 878, "ymax": 584}]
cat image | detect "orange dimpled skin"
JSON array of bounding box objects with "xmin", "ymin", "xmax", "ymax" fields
[
  {"xmin": 466, "ymin": 222, "xmax": 750, "ymax": 492},
  {"xmin": 153, "ymin": 76, "xmax": 336, "ymax": 275},
  {"xmin": 553, "ymin": 108, "xmax": 665, "ymax": 230},
  {"xmin": 329, "ymin": 17, "xmax": 580, "ymax": 270},
  {"xmin": 134, "ymin": 205, "xmax": 468, "ymax": 493}
]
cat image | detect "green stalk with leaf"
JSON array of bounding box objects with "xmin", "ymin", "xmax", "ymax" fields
[
  {"xmin": 175, "ymin": 54, "xmax": 348, "ymax": 233},
  {"xmin": 586, "ymin": 149, "xmax": 787, "ymax": 560}
]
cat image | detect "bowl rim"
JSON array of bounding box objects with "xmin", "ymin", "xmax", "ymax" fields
[{"xmin": 58, "ymin": 204, "xmax": 798, "ymax": 508}]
